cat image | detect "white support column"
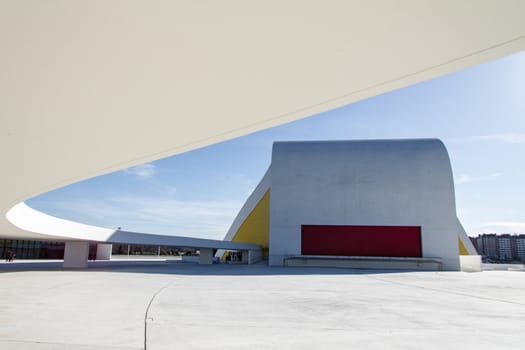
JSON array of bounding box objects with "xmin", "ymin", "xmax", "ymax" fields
[
  {"xmin": 63, "ymin": 241, "xmax": 89, "ymax": 268},
  {"xmin": 247, "ymin": 249, "xmax": 263, "ymax": 264},
  {"xmin": 241, "ymin": 250, "xmax": 249, "ymax": 264},
  {"xmin": 96, "ymin": 243, "xmax": 112, "ymax": 260},
  {"xmin": 199, "ymin": 248, "xmax": 214, "ymax": 265}
]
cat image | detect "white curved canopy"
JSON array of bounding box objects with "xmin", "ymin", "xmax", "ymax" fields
[
  {"xmin": 7, "ymin": 203, "xmax": 259, "ymax": 250},
  {"xmin": 1, "ymin": 1, "xmax": 525, "ymax": 241}
]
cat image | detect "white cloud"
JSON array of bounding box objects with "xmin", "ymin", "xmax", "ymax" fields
[
  {"xmin": 455, "ymin": 173, "xmax": 501, "ymax": 185},
  {"xmin": 38, "ymin": 195, "xmax": 242, "ymax": 240},
  {"xmin": 471, "ymin": 133, "xmax": 525, "ymax": 144},
  {"xmin": 478, "ymin": 222, "xmax": 525, "ymax": 234},
  {"xmin": 231, "ymin": 173, "xmax": 254, "ymax": 187},
  {"xmin": 123, "ymin": 163, "xmax": 156, "ymax": 178},
  {"xmin": 163, "ymin": 186, "xmax": 177, "ymax": 197}
]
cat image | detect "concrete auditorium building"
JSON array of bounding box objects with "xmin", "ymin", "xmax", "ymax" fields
[{"xmin": 222, "ymin": 139, "xmax": 479, "ymax": 271}]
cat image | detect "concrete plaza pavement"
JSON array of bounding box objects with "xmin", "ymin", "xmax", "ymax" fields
[{"xmin": 1, "ymin": 261, "xmax": 524, "ymax": 349}]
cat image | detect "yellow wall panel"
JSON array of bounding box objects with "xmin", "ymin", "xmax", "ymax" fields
[
  {"xmin": 458, "ymin": 237, "xmax": 469, "ymax": 256},
  {"xmin": 231, "ymin": 191, "xmax": 270, "ymax": 255}
]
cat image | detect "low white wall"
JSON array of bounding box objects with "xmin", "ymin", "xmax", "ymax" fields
[
  {"xmin": 285, "ymin": 257, "xmax": 443, "ymax": 271},
  {"xmin": 460, "ymin": 255, "xmax": 482, "ymax": 272},
  {"xmin": 181, "ymin": 256, "xmax": 200, "ymax": 263}
]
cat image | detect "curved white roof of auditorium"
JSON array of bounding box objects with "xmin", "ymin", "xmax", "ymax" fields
[{"xmin": 1, "ymin": 1, "xmax": 525, "ymax": 241}]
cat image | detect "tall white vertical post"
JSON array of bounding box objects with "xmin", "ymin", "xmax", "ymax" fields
[
  {"xmin": 96, "ymin": 243, "xmax": 112, "ymax": 260},
  {"xmin": 63, "ymin": 241, "xmax": 89, "ymax": 268},
  {"xmin": 199, "ymin": 248, "xmax": 214, "ymax": 265}
]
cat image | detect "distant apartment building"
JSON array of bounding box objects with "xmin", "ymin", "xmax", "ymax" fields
[
  {"xmin": 478, "ymin": 234, "xmax": 498, "ymax": 260},
  {"xmin": 498, "ymin": 234, "xmax": 513, "ymax": 261},
  {"xmin": 516, "ymin": 235, "xmax": 525, "ymax": 260},
  {"xmin": 471, "ymin": 233, "xmax": 525, "ymax": 262}
]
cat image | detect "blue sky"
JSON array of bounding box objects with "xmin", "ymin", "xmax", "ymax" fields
[{"xmin": 27, "ymin": 51, "xmax": 525, "ymax": 239}]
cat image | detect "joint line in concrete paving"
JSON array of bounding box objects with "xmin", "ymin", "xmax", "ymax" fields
[
  {"xmin": 144, "ymin": 280, "xmax": 175, "ymax": 350},
  {"xmin": 367, "ymin": 275, "xmax": 525, "ymax": 307}
]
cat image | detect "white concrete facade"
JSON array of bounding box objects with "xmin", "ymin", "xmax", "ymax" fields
[{"xmin": 267, "ymin": 139, "xmax": 462, "ymax": 270}]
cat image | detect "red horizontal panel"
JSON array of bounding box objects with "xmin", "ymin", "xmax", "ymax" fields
[{"xmin": 301, "ymin": 225, "xmax": 422, "ymax": 257}]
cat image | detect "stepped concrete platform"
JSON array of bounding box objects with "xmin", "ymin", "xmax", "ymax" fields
[
  {"xmin": 1, "ymin": 261, "xmax": 524, "ymax": 349},
  {"xmin": 284, "ymin": 255, "xmax": 444, "ymax": 271}
]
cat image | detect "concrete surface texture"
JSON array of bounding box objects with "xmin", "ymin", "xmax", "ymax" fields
[{"xmin": 1, "ymin": 262, "xmax": 524, "ymax": 349}]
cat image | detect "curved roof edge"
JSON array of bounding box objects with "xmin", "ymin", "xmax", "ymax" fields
[{"xmin": 6, "ymin": 203, "xmax": 259, "ymax": 250}]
